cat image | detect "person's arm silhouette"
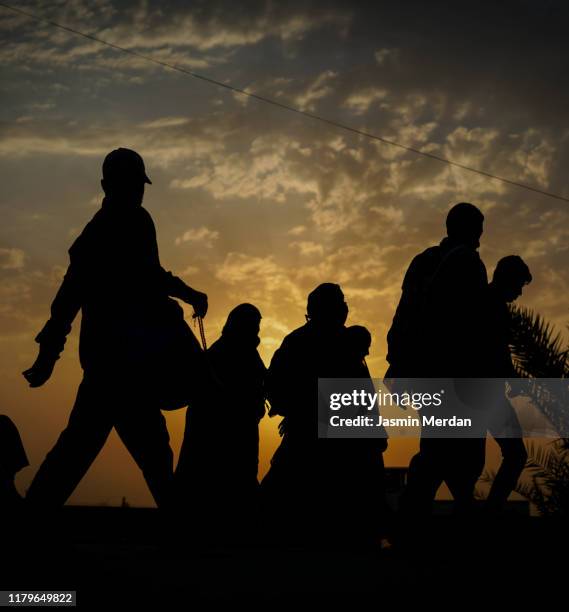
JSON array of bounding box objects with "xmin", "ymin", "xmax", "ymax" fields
[
  {"xmin": 22, "ymin": 352, "xmax": 56, "ymax": 388},
  {"xmin": 23, "ymin": 189, "xmax": 208, "ymax": 388},
  {"xmin": 138, "ymin": 206, "xmax": 208, "ymax": 318},
  {"xmin": 23, "ymin": 260, "xmax": 81, "ymax": 387},
  {"xmin": 160, "ymin": 271, "xmax": 208, "ymax": 318}
]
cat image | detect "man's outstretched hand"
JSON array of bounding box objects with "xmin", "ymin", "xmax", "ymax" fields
[
  {"xmin": 191, "ymin": 290, "xmax": 208, "ymax": 318},
  {"xmin": 22, "ymin": 353, "xmax": 57, "ymax": 387}
]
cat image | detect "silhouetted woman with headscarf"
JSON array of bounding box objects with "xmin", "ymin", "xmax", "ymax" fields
[{"xmin": 175, "ymin": 304, "xmax": 266, "ymax": 543}]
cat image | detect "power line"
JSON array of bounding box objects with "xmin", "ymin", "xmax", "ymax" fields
[{"xmin": 2, "ymin": 1, "xmax": 568, "ymax": 204}]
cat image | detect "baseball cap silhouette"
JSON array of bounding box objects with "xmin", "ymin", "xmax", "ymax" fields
[{"xmin": 102, "ymin": 148, "xmax": 152, "ymax": 184}]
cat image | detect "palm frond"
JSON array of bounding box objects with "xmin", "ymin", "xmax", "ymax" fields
[
  {"xmin": 509, "ymin": 305, "xmax": 568, "ymax": 378},
  {"xmin": 513, "ymin": 439, "xmax": 569, "ymax": 516},
  {"xmin": 479, "ymin": 308, "xmax": 569, "ymax": 514}
]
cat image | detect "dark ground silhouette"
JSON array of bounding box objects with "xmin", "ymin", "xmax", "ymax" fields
[{"xmin": 1, "ymin": 505, "xmax": 561, "ymax": 606}]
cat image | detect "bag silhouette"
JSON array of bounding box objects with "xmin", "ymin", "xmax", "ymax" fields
[{"xmin": 124, "ymin": 298, "xmax": 205, "ymax": 410}]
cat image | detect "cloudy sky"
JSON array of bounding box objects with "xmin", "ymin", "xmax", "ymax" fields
[{"xmin": 1, "ymin": 0, "xmax": 568, "ymax": 506}]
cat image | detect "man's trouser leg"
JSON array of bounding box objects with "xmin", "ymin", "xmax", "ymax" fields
[
  {"xmin": 114, "ymin": 403, "xmax": 174, "ymax": 509},
  {"xmin": 486, "ymin": 437, "xmax": 526, "ymax": 510},
  {"xmin": 400, "ymin": 441, "xmax": 444, "ymax": 516},
  {"xmin": 402, "ymin": 438, "xmax": 485, "ymax": 516},
  {"xmin": 486, "ymin": 399, "xmax": 527, "ymax": 511},
  {"xmin": 444, "ymin": 438, "xmax": 486, "ymax": 514},
  {"xmin": 26, "ymin": 380, "xmax": 114, "ymax": 507}
]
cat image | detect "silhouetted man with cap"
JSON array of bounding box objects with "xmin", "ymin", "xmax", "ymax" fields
[
  {"xmin": 23, "ymin": 148, "xmax": 208, "ymax": 509},
  {"xmin": 387, "ymin": 202, "xmax": 488, "ymax": 515}
]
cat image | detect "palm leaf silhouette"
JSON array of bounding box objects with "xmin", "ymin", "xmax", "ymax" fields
[
  {"xmin": 491, "ymin": 307, "xmax": 569, "ymax": 515},
  {"xmin": 509, "ymin": 305, "xmax": 568, "ymax": 378}
]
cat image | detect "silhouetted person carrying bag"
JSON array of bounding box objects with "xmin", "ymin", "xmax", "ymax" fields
[
  {"xmin": 387, "ymin": 203, "xmax": 488, "ymax": 515},
  {"xmin": 22, "ymin": 148, "xmax": 208, "ymax": 509},
  {"xmin": 483, "ymin": 256, "xmax": 531, "ymax": 513},
  {"xmin": 175, "ymin": 304, "xmax": 266, "ymax": 542}
]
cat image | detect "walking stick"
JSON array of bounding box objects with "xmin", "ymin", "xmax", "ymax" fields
[
  {"xmin": 192, "ymin": 313, "xmax": 222, "ymax": 387},
  {"xmin": 195, "ymin": 314, "xmax": 207, "ymax": 351}
]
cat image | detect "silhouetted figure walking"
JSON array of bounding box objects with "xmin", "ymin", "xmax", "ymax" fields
[
  {"xmin": 344, "ymin": 325, "xmax": 392, "ymax": 543},
  {"xmin": 22, "ymin": 148, "xmax": 208, "ymax": 509},
  {"xmin": 262, "ymin": 284, "xmax": 387, "ymax": 543},
  {"xmin": 175, "ymin": 304, "xmax": 266, "ymax": 541},
  {"xmin": 0, "ymin": 415, "xmax": 28, "ymax": 511},
  {"xmin": 387, "ymin": 203, "xmax": 488, "ymax": 515},
  {"xmin": 483, "ymin": 256, "xmax": 531, "ymax": 513},
  {"xmin": 262, "ymin": 285, "xmax": 347, "ymax": 525}
]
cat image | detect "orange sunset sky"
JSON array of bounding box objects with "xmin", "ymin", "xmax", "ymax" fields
[{"xmin": 1, "ymin": 1, "xmax": 568, "ymax": 506}]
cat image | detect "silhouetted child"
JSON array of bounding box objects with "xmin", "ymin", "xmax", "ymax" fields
[
  {"xmin": 0, "ymin": 415, "xmax": 29, "ymax": 510},
  {"xmin": 484, "ymin": 255, "xmax": 532, "ymax": 513},
  {"xmin": 344, "ymin": 325, "xmax": 372, "ymax": 376}
]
